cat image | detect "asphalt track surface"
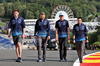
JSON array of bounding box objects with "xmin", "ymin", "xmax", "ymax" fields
[{"xmin": 0, "ymin": 49, "xmax": 99, "ymax": 66}]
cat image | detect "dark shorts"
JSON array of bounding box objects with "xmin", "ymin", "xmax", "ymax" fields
[{"xmin": 13, "ymin": 35, "xmax": 22, "ymax": 45}]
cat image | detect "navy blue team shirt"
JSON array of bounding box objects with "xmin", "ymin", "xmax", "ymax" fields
[
  {"xmin": 73, "ymin": 23, "xmax": 88, "ymax": 41},
  {"xmin": 55, "ymin": 19, "xmax": 69, "ymax": 38},
  {"xmin": 34, "ymin": 18, "xmax": 51, "ymax": 36},
  {"xmin": 8, "ymin": 16, "xmax": 25, "ymax": 36}
]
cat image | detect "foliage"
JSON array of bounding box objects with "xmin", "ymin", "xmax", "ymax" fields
[
  {"xmin": 0, "ymin": 22, "xmax": 6, "ymax": 27},
  {"xmin": 0, "ymin": 0, "xmax": 100, "ymax": 21},
  {"xmin": 88, "ymin": 26, "xmax": 100, "ymax": 45},
  {"xmin": 93, "ymin": 42, "xmax": 100, "ymax": 46}
]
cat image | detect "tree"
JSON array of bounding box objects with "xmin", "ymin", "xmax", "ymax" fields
[
  {"xmin": 23, "ymin": 10, "xmax": 34, "ymax": 19},
  {"xmin": 0, "ymin": 0, "xmax": 100, "ymax": 21},
  {"xmin": 35, "ymin": 10, "xmax": 40, "ymax": 19}
]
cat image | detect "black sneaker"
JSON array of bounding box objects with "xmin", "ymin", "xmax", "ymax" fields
[
  {"xmin": 43, "ymin": 59, "xmax": 47, "ymax": 62},
  {"xmin": 16, "ymin": 58, "xmax": 22, "ymax": 62},
  {"xmin": 84, "ymin": 52, "xmax": 87, "ymax": 55},
  {"xmin": 59, "ymin": 59, "xmax": 63, "ymax": 62},
  {"xmin": 16, "ymin": 59, "xmax": 19, "ymax": 62},
  {"xmin": 80, "ymin": 60, "xmax": 83, "ymax": 63},
  {"xmin": 18, "ymin": 58, "xmax": 22, "ymax": 62},
  {"xmin": 37, "ymin": 59, "xmax": 42, "ymax": 62},
  {"xmin": 64, "ymin": 59, "xmax": 67, "ymax": 62}
]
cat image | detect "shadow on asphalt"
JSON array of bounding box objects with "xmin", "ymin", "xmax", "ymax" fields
[
  {"xmin": 26, "ymin": 56, "xmax": 58, "ymax": 59},
  {"xmin": 0, "ymin": 58, "xmax": 75, "ymax": 63},
  {"xmin": 0, "ymin": 58, "xmax": 16, "ymax": 62}
]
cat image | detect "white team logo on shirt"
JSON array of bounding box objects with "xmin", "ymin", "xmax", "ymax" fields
[
  {"xmin": 82, "ymin": 26, "xmax": 84, "ymax": 30},
  {"xmin": 12, "ymin": 20, "xmax": 15, "ymax": 25},
  {"xmin": 76, "ymin": 26, "xmax": 79, "ymax": 31},
  {"xmin": 63, "ymin": 21, "xmax": 66, "ymax": 26},
  {"xmin": 44, "ymin": 21, "xmax": 47, "ymax": 25},
  {"xmin": 58, "ymin": 22, "xmax": 61, "ymax": 27},
  {"xmin": 18, "ymin": 19, "xmax": 21, "ymax": 23}
]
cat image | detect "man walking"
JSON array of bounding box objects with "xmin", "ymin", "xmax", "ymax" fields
[
  {"xmin": 73, "ymin": 17, "xmax": 88, "ymax": 63},
  {"xmin": 8, "ymin": 9, "xmax": 25, "ymax": 62},
  {"xmin": 34, "ymin": 12, "xmax": 50, "ymax": 62},
  {"xmin": 55, "ymin": 13, "xmax": 70, "ymax": 62}
]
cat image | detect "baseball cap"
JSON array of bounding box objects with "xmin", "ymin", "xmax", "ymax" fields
[{"xmin": 59, "ymin": 13, "xmax": 64, "ymax": 16}]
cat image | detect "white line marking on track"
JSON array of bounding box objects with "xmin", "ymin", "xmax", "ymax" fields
[{"xmin": 73, "ymin": 51, "xmax": 100, "ymax": 66}]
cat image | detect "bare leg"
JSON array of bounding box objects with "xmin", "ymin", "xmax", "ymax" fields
[
  {"xmin": 18, "ymin": 42, "xmax": 22, "ymax": 58},
  {"xmin": 15, "ymin": 44, "xmax": 19, "ymax": 58}
]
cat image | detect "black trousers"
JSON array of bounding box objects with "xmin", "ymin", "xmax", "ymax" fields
[{"xmin": 59, "ymin": 37, "xmax": 67, "ymax": 60}]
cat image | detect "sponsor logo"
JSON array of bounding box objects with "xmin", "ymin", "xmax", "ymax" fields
[
  {"xmin": 18, "ymin": 19, "xmax": 21, "ymax": 23},
  {"xmin": 81, "ymin": 26, "xmax": 84, "ymax": 30},
  {"xmin": 63, "ymin": 21, "xmax": 66, "ymax": 26},
  {"xmin": 12, "ymin": 20, "xmax": 15, "ymax": 25},
  {"xmin": 58, "ymin": 22, "xmax": 61, "ymax": 27},
  {"xmin": 44, "ymin": 21, "xmax": 47, "ymax": 25}
]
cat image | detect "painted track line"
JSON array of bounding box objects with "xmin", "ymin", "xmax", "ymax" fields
[{"xmin": 73, "ymin": 51, "xmax": 100, "ymax": 66}]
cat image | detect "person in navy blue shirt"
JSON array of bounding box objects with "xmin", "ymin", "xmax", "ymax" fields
[
  {"xmin": 8, "ymin": 9, "xmax": 25, "ymax": 62},
  {"xmin": 34, "ymin": 12, "xmax": 50, "ymax": 62},
  {"xmin": 55, "ymin": 13, "xmax": 70, "ymax": 62},
  {"xmin": 73, "ymin": 17, "xmax": 89, "ymax": 63}
]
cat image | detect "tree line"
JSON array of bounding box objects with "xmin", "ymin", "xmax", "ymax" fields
[{"xmin": 0, "ymin": 0, "xmax": 100, "ymax": 21}]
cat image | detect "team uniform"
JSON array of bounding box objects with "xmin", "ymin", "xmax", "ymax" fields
[
  {"xmin": 73, "ymin": 23, "xmax": 88, "ymax": 62},
  {"xmin": 55, "ymin": 19, "xmax": 69, "ymax": 61},
  {"xmin": 8, "ymin": 16, "xmax": 25, "ymax": 44},
  {"xmin": 34, "ymin": 18, "xmax": 50, "ymax": 60}
]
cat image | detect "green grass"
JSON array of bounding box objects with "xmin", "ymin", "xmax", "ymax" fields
[{"xmin": 0, "ymin": 22, "xmax": 6, "ymax": 27}]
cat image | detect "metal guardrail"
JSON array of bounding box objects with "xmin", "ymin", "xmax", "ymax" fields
[{"xmin": 24, "ymin": 19, "xmax": 100, "ymax": 34}]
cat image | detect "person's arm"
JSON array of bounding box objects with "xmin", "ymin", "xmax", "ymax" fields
[
  {"xmin": 73, "ymin": 25, "xmax": 76, "ymax": 43},
  {"xmin": 47, "ymin": 20, "xmax": 51, "ymax": 40},
  {"xmin": 84, "ymin": 25, "xmax": 89, "ymax": 43},
  {"xmin": 22, "ymin": 28, "xmax": 25, "ymax": 38},
  {"xmin": 67, "ymin": 27, "xmax": 70, "ymax": 43},
  {"xmin": 85, "ymin": 36, "xmax": 88, "ymax": 40},
  {"xmin": 73, "ymin": 36, "xmax": 75, "ymax": 43},
  {"xmin": 34, "ymin": 21, "xmax": 38, "ymax": 38},
  {"xmin": 66, "ymin": 21, "xmax": 70, "ymax": 43},
  {"xmin": 8, "ymin": 19, "xmax": 12, "ymax": 37},
  {"xmin": 55, "ymin": 22, "xmax": 59, "ymax": 44},
  {"xmin": 55, "ymin": 28, "xmax": 59, "ymax": 44},
  {"xmin": 8, "ymin": 29, "xmax": 11, "ymax": 37},
  {"xmin": 22, "ymin": 18, "xmax": 25, "ymax": 38}
]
